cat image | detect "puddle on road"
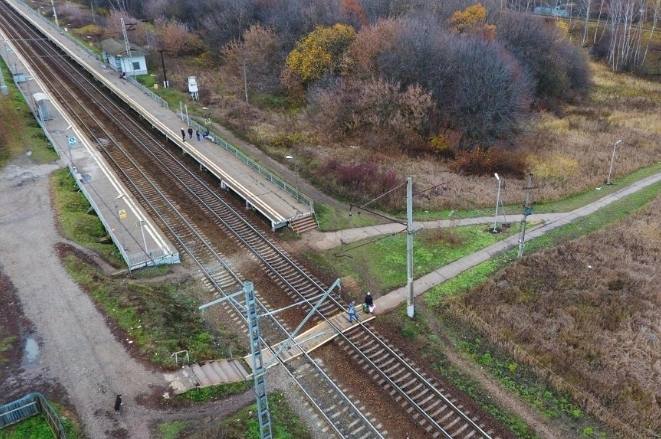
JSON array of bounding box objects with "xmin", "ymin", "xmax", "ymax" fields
[{"xmin": 23, "ymin": 336, "xmax": 40, "ymax": 364}]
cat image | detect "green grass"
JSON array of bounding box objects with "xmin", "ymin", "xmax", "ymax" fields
[
  {"xmin": 61, "ymin": 252, "xmax": 244, "ymax": 367},
  {"xmin": 410, "ymin": 162, "xmax": 661, "ymax": 222},
  {"xmin": 50, "ymin": 169, "xmax": 123, "ymax": 267},
  {"xmin": 424, "ymin": 180, "xmax": 661, "ymax": 307},
  {"xmin": 157, "ymin": 420, "xmax": 189, "ymax": 439},
  {"xmin": 218, "ymin": 392, "xmax": 311, "ymax": 439},
  {"xmin": 175, "ymin": 380, "xmax": 251, "ymax": 403},
  {"xmin": 315, "ymin": 202, "xmax": 381, "ymax": 232},
  {"xmin": 308, "ymin": 223, "xmax": 522, "ymax": 295},
  {"xmin": 0, "ymin": 58, "xmax": 58, "ymax": 168},
  {"xmin": 0, "ymin": 408, "xmax": 79, "ymax": 439},
  {"xmin": 135, "ymin": 74, "xmax": 190, "ymax": 109},
  {"xmin": 0, "ymin": 336, "xmax": 17, "ymax": 364}
]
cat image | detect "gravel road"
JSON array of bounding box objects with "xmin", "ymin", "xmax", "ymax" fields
[{"xmin": 0, "ymin": 162, "xmax": 165, "ymax": 438}]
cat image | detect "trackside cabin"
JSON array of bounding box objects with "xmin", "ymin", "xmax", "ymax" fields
[{"xmin": 101, "ymin": 38, "xmax": 148, "ymax": 76}]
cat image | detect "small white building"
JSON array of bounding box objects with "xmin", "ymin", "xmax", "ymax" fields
[{"xmin": 101, "ymin": 39, "xmax": 148, "ymax": 76}]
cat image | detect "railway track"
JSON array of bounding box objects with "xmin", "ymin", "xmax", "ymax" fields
[
  {"xmin": 0, "ymin": 4, "xmax": 385, "ymax": 438},
  {"xmin": 0, "ymin": 3, "xmax": 500, "ymax": 437}
]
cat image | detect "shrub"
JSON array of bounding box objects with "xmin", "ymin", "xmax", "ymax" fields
[
  {"xmin": 310, "ymin": 77, "xmax": 433, "ymax": 147},
  {"xmin": 321, "ymin": 159, "xmax": 401, "ymax": 206},
  {"xmin": 285, "ymin": 23, "xmax": 356, "ymax": 84},
  {"xmin": 155, "ymin": 17, "xmax": 203, "ymax": 55},
  {"xmin": 496, "ymin": 12, "xmax": 591, "ymax": 101},
  {"xmin": 342, "ymin": 18, "xmax": 402, "ymax": 79},
  {"xmin": 377, "ymin": 18, "xmax": 531, "ymax": 144},
  {"xmin": 221, "ymin": 25, "xmax": 284, "ymax": 95},
  {"xmin": 449, "ymin": 147, "xmax": 528, "ymax": 177}
]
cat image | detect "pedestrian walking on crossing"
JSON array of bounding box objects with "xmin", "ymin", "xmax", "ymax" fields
[
  {"xmin": 180, "ymin": 128, "xmax": 186, "ymax": 142},
  {"xmin": 364, "ymin": 292, "xmax": 375, "ymax": 314},
  {"xmin": 114, "ymin": 394, "xmax": 122, "ymax": 414},
  {"xmin": 187, "ymin": 127, "xmax": 193, "ymax": 139},
  {"xmin": 348, "ymin": 301, "xmax": 358, "ymax": 323}
]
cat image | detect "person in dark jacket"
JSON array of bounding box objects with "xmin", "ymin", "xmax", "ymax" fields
[
  {"xmin": 187, "ymin": 127, "xmax": 193, "ymax": 139},
  {"xmin": 364, "ymin": 292, "xmax": 374, "ymax": 313},
  {"xmin": 195, "ymin": 129, "xmax": 201, "ymax": 141},
  {"xmin": 114, "ymin": 394, "xmax": 122, "ymax": 414},
  {"xmin": 180, "ymin": 128, "xmax": 186, "ymax": 142}
]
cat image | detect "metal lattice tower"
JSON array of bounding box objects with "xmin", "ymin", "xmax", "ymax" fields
[{"xmin": 244, "ymin": 281, "xmax": 273, "ymax": 439}]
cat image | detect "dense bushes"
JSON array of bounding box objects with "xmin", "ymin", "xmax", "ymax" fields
[
  {"xmin": 320, "ymin": 159, "xmax": 401, "ymax": 205},
  {"xmin": 496, "ymin": 13, "xmax": 591, "ymax": 101},
  {"xmin": 310, "ymin": 77, "xmax": 433, "ymax": 146}
]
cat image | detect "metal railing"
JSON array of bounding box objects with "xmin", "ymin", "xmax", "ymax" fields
[
  {"xmin": 14, "ymin": 0, "xmax": 310, "ymax": 212},
  {"xmin": 0, "ymin": 393, "xmax": 67, "ymax": 438},
  {"xmin": 15, "ymin": 0, "xmax": 100, "ymax": 61},
  {"xmin": 126, "ymin": 75, "xmax": 169, "ymax": 109},
  {"xmin": 186, "ymin": 116, "xmax": 315, "ymax": 211}
]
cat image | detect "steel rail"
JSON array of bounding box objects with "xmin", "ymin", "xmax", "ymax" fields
[
  {"xmin": 0, "ymin": 6, "xmax": 384, "ymax": 437},
  {"xmin": 2, "ymin": 4, "xmax": 495, "ymax": 436}
]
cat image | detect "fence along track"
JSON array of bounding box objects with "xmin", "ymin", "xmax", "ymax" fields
[
  {"xmin": 0, "ymin": 5, "xmax": 385, "ymax": 438},
  {"xmin": 1, "ymin": 3, "xmax": 497, "ymax": 437}
]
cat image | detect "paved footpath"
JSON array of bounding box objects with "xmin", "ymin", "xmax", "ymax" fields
[
  {"xmin": 375, "ymin": 172, "xmax": 661, "ymax": 314},
  {"xmin": 304, "ymin": 213, "xmax": 563, "ymax": 251}
]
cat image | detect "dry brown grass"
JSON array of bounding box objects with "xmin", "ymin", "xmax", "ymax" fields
[
  {"xmin": 460, "ymin": 195, "xmax": 661, "ymax": 435},
  {"xmin": 152, "ymin": 53, "xmax": 660, "ymax": 212}
]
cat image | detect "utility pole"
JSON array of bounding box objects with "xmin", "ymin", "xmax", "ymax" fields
[
  {"xmin": 120, "ymin": 17, "xmax": 132, "ymax": 74},
  {"xmin": 242, "ymin": 60, "xmax": 249, "ymax": 103},
  {"xmin": 517, "ymin": 173, "xmax": 534, "ymax": 258},
  {"xmin": 406, "ymin": 176, "xmax": 415, "ymax": 319},
  {"xmin": 50, "ymin": 0, "xmax": 59, "ymax": 28},
  {"xmin": 244, "ymin": 281, "xmax": 273, "ymax": 439},
  {"xmin": 492, "ymin": 173, "xmax": 503, "ymax": 233},
  {"xmin": 199, "ymin": 281, "xmax": 273, "ymax": 439},
  {"xmin": 90, "ymin": 0, "xmax": 97, "ymax": 24},
  {"xmin": 158, "ymin": 49, "xmax": 168, "ymax": 88},
  {"xmin": 606, "ymin": 139, "xmax": 623, "ymax": 185}
]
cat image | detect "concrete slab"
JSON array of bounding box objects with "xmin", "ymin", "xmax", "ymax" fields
[
  {"xmin": 0, "ymin": 24, "xmax": 179, "ymax": 270},
  {"xmin": 6, "ymin": 0, "xmax": 314, "ymax": 230},
  {"xmin": 244, "ymin": 310, "xmax": 376, "ymax": 373}
]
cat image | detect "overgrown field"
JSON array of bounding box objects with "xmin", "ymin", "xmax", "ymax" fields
[
  {"xmin": 458, "ymin": 195, "xmax": 661, "ymax": 435},
  {"xmin": 0, "ymin": 58, "xmax": 57, "ymax": 168}
]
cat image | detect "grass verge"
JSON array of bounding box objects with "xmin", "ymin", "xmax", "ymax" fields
[
  {"xmin": 0, "ymin": 405, "xmax": 79, "ymax": 439},
  {"xmin": 315, "ymin": 202, "xmax": 381, "ymax": 232},
  {"xmin": 307, "ymin": 223, "xmax": 522, "ymax": 296},
  {"xmin": 175, "ymin": 381, "xmax": 251, "ymax": 403},
  {"xmin": 424, "ymin": 180, "xmax": 661, "ymax": 307},
  {"xmin": 59, "ymin": 248, "xmax": 243, "ymax": 368},
  {"xmin": 50, "ymin": 168, "xmax": 123, "ymax": 267},
  {"xmin": 0, "ymin": 58, "xmax": 58, "ymax": 168},
  {"xmin": 411, "ymin": 162, "xmax": 661, "ymax": 222},
  {"xmin": 157, "ymin": 420, "xmax": 189, "ymax": 439},
  {"xmin": 383, "ymin": 306, "xmax": 608, "ymax": 438},
  {"xmin": 218, "ymin": 392, "xmax": 311, "ymax": 439}
]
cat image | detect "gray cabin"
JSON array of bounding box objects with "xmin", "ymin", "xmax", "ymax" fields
[{"xmin": 101, "ymin": 38, "xmax": 148, "ymax": 76}]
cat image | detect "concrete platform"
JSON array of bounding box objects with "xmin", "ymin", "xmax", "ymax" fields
[
  {"xmin": 0, "ymin": 23, "xmax": 179, "ymax": 270},
  {"xmin": 6, "ymin": 0, "xmax": 315, "ymax": 231}
]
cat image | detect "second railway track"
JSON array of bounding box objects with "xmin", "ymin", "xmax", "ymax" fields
[{"xmin": 0, "ymin": 3, "xmax": 502, "ymax": 437}]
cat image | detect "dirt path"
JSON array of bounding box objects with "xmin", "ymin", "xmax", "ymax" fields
[{"xmin": 0, "ymin": 162, "xmax": 162, "ymax": 438}]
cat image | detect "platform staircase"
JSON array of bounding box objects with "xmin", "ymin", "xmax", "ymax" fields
[
  {"xmin": 164, "ymin": 358, "xmax": 250, "ymax": 394},
  {"xmin": 290, "ymin": 214, "xmax": 318, "ymax": 234}
]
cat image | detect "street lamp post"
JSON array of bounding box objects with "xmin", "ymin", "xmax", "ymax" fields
[
  {"xmin": 606, "ymin": 139, "xmax": 623, "ymax": 185},
  {"xmin": 492, "ymin": 173, "xmax": 502, "ymax": 233}
]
